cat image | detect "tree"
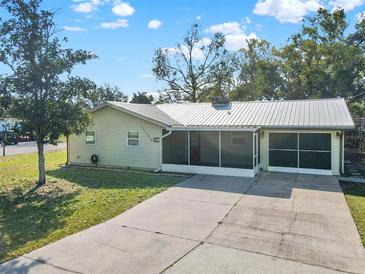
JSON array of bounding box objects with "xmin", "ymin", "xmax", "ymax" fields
[
  {"xmin": 231, "ymin": 39, "xmax": 283, "ymax": 101},
  {"xmin": 0, "ymin": 0, "xmax": 96, "ymax": 185},
  {"xmin": 130, "ymin": 91, "xmax": 154, "ymax": 104},
  {"xmin": 87, "ymin": 84, "xmax": 128, "ymax": 107},
  {"xmin": 277, "ymin": 8, "xmax": 365, "ymax": 100},
  {"xmin": 152, "ymin": 24, "xmax": 228, "ymax": 102},
  {"xmin": 0, "ymin": 76, "xmax": 12, "ymax": 119}
]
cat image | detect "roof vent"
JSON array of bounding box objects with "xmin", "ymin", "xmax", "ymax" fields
[{"xmin": 212, "ymin": 96, "xmax": 229, "ymax": 107}]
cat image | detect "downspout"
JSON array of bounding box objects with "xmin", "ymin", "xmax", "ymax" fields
[{"xmin": 154, "ymin": 128, "xmax": 172, "ymax": 173}]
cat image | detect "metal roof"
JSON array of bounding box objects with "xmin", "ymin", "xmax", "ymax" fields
[
  {"xmin": 93, "ymin": 98, "xmax": 354, "ymax": 130},
  {"xmin": 157, "ymin": 98, "xmax": 354, "ymax": 129},
  {"xmin": 92, "ymin": 101, "xmax": 179, "ymax": 127}
]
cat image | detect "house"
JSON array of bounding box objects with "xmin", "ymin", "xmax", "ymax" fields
[
  {"xmin": 68, "ymin": 98, "xmax": 354, "ymax": 177},
  {"xmin": 0, "ymin": 118, "xmax": 18, "ymax": 132}
]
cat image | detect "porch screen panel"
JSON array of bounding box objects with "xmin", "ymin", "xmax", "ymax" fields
[
  {"xmin": 221, "ymin": 131, "xmax": 253, "ymax": 169},
  {"xmin": 299, "ymin": 133, "xmax": 331, "ymax": 170},
  {"xmin": 162, "ymin": 131, "xmax": 188, "ymax": 165},
  {"xmin": 269, "ymin": 133, "xmax": 298, "ymax": 167},
  {"xmin": 190, "ymin": 131, "xmax": 219, "ymax": 166}
]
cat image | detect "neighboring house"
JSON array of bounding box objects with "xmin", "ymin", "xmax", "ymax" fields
[
  {"xmin": 69, "ymin": 98, "xmax": 354, "ymax": 177},
  {"xmin": 0, "ymin": 118, "xmax": 18, "ymax": 132}
]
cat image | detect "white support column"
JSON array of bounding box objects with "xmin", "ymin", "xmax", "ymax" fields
[
  {"xmin": 187, "ymin": 131, "xmax": 191, "ymax": 165},
  {"xmin": 219, "ymin": 131, "xmax": 222, "ymax": 167},
  {"xmin": 252, "ymin": 132, "xmax": 255, "ymax": 169}
]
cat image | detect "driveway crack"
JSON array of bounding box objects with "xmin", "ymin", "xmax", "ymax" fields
[{"xmin": 22, "ymin": 256, "xmax": 83, "ymax": 274}]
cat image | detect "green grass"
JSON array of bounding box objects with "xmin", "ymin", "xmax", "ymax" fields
[
  {"xmin": 0, "ymin": 150, "xmax": 183, "ymax": 263},
  {"xmin": 340, "ymin": 182, "xmax": 365, "ymax": 247},
  {"xmin": 57, "ymin": 135, "xmax": 67, "ymax": 143}
]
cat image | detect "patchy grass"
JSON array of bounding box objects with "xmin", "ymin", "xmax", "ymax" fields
[
  {"xmin": 0, "ymin": 150, "xmax": 183, "ymax": 263},
  {"xmin": 340, "ymin": 182, "xmax": 365, "ymax": 247}
]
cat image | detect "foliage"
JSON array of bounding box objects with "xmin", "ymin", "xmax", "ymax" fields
[
  {"xmin": 153, "ymin": 24, "xmax": 229, "ymax": 102},
  {"xmin": 0, "ymin": 150, "xmax": 183, "ymax": 263},
  {"xmin": 0, "ymin": 0, "xmax": 96, "ymax": 184},
  {"xmin": 130, "ymin": 91, "xmax": 154, "ymax": 104},
  {"xmin": 277, "ymin": 8, "xmax": 365, "ymax": 100},
  {"xmin": 87, "ymin": 84, "xmax": 128, "ymax": 107},
  {"xmin": 0, "ymin": 76, "xmax": 12, "ymax": 119},
  {"xmin": 231, "ymin": 39, "xmax": 283, "ymax": 101},
  {"xmin": 152, "ymin": 9, "xmax": 365, "ymax": 118}
]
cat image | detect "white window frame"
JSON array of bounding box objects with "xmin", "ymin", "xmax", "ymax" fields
[
  {"xmin": 127, "ymin": 130, "xmax": 140, "ymax": 147},
  {"xmin": 85, "ymin": 130, "xmax": 96, "ymax": 145}
]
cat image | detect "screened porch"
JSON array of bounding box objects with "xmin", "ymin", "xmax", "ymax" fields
[{"xmin": 161, "ymin": 129, "xmax": 260, "ymax": 177}]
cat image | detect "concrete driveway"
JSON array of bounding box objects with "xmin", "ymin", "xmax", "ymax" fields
[{"xmin": 1, "ymin": 172, "xmax": 364, "ymax": 274}]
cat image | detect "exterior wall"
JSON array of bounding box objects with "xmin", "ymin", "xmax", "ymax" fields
[
  {"xmin": 259, "ymin": 129, "xmax": 342, "ymax": 176},
  {"xmin": 69, "ymin": 106, "xmax": 163, "ymax": 170}
]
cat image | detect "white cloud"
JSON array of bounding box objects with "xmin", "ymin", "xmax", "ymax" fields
[
  {"xmin": 206, "ymin": 21, "xmax": 242, "ymax": 35},
  {"xmin": 254, "ymin": 0, "xmax": 322, "ymax": 23},
  {"xmin": 329, "ymin": 0, "xmax": 365, "ymax": 11},
  {"xmin": 72, "ymin": 0, "xmax": 106, "ymax": 13},
  {"xmin": 148, "ymin": 20, "xmax": 162, "ymax": 29},
  {"xmin": 245, "ymin": 16, "xmax": 252, "ymax": 24},
  {"xmin": 73, "ymin": 2, "xmax": 95, "ymax": 13},
  {"xmin": 63, "ymin": 26, "xmax": 87, "ymax": 32},
  {"xmin": 196, "ymin": 15, "xmax": 202, "ymax": 20},
  {"xmin": 100, "ymin": 19, "xmax": 128, "ymax": 29},
  {"xmin": 206, "ymin": 21, "xmax": 257, "ymax": 51},
  {"xmin": 225, "ymin": 33, "xmax": 258, "ymax": 51},
  {"xmin": 112, "ymin": 2, "xmax": 135, "ymax": 16},
  {"xmin": 357, "ymin": 12, "xmax": 365, "ymax": 22}
]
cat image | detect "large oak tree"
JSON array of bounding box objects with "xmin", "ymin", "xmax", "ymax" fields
[{"xmin": 153, "ymin": 24, "xmax": 231, "ymax": 102}]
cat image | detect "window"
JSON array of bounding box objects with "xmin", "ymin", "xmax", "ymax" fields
[
  {"xmin": 127, "ymin": 131, "xmax": 140, "ymax": 147},
  {"xmin": 299, "ymin": 133, "xmax": 331, "ymax": 170},
  {"xmin": 85, "ymin": 131, "xmax": 95, "ymax": 144},
  {"xmin": 269, "ymin": 133, "xmax": 298, "ymax": 167}
]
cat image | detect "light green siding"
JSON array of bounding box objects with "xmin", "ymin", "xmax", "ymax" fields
[
  {"xmin": 259, "ymin": 129, "xmax": 342, "ymax": 175},
  {"xmin": 69, "ymin": 106, "xmax": 163, "ymax": 170}
]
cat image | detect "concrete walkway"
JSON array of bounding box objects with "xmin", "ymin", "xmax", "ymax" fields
[{"xmin": 1, "ymin": 173, "xmax": 364, "ymax": 274}]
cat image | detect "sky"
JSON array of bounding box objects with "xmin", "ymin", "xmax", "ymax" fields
[{"xmin": 3, "ymin": 0, "xmax": 365, "ymax": 97}]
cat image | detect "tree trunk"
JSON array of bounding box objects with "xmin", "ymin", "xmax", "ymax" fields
[
  {"xmin": 66, "ymin": 135, "xmax": 69, "ymax": 165},
  {"xmin": 37, "ymin": 141, "xmax": 46, "ymax": 186}
]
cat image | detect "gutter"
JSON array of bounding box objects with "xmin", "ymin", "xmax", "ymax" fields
[{"xmin": 154, "ymin": 129, "xmax": 172, "ymax": 173}]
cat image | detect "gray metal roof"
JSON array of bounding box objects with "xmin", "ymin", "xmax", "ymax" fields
[
  {"xmin": 93, "ymin": 98, "xmax": 354, "ymax": 129},
  {"xmin": 92, "ymin": 101, "xmax": 179, "ymax": 126},
  {"xmin": 157, "ymin": 98, "xmax": 354, "ymax": 129}
]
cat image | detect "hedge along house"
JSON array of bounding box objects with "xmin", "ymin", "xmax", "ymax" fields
[{"xmin": 68, "ymin": 98, "xmax": 354, "ymax": 177}]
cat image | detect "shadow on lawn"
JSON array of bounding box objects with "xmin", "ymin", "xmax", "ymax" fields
[
  {"xmin": 46, "ymin": 166, "xmax": 179, "ymax": 190},
  {"xmin": 0, "ymin": 184, "xmax": 79, "ymax": 264}
]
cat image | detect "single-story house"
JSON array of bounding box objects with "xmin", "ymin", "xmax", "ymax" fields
[{"xmin": 68, "ymin": 98, "xmax": 354, "ymax": 177}]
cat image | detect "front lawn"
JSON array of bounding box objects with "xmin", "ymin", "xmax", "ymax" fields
[
  {"xmin": 340, "ymin": 182, "xmax": 365, "ymax": 247},
  {"xmin": 0, "ymin": 150, "xmax": 183, "ymax": 263}
]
